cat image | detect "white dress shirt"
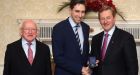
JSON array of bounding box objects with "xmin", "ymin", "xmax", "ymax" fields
[
  {"xmin": 22, "ymin": 38, "xmax": 36, "ymax": 58},
  {"xmin": 102, "ymin": 25, "xmax": 115, "ymax": 50},
  {"xmin": 68, "ymin": 17, "xmax": 84, "ymax": 50}
]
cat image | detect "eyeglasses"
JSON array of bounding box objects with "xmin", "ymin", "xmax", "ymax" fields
[{"xmin": 23, "ymin": 28, "xmax": 37, "ymax": 32}]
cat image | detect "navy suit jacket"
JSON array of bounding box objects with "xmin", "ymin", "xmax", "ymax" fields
[
  {"xmin": 3, "ymin": 39, "xmax": 52, "ymax": 75},
  {"xmin": 52, "ymin": 18, "xmax": 90, "ymax": 75},
  {"xmin": 90, "ymin": 27, "xmax": 138, "ymax": 75}
]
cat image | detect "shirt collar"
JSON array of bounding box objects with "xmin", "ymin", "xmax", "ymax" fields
[
  {"xmin": 104, "ymin": 25, "xmax": 115, "ymax": 36},
  {"xmin": 22, "ymin": 38, "xmax": 36, "ymax": 45},
  {"xmin": 68, "ymin": 17, "xmax": 81, "ymax": 28}
]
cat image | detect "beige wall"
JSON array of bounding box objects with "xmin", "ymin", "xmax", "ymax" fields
[
  {"xmin": 0, "ymin": 0, "xmax": 140, "ymax": 65},
  {"xmin": 0, "ymin": 0, "xmax": 69, "ymax": 65}
]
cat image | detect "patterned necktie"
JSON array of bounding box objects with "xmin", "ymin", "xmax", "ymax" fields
[
  {"xmin": 27, "ymin": 42, "xmax": 33, "ymax": 65},
  {"xmin": 75, "ymin": 25, "xmax": 83, "ymax": 54},
  {"xmin": 101, "ymin": 33, "xmax": 109, "ymax": 61}
]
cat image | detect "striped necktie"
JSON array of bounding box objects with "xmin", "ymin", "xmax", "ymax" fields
[{"xmin": 75, "ymin": 25, "xmax": 83, "ymax": 54}]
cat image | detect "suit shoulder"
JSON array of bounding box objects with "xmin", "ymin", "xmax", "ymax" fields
[
  {"xmin": 118, "ymin": 28, "xmax": 133, "ymax": 37},
  {"xmin": 36, "ymin": 41, "xmax": 50, "ymax": 54},
  {"xmin": 52, "ymin": 19, "xmax": 69, "ymax": 34},
  {"xmin": 93, "ymin": 31, "xmax": 103, "ymax": 38},
  {"xmin": 81, "ymin": 22, "xmax": 89, "ymax": 28},
  {"xmin": 6, "ymin": 40, "xmax": 21, "ymax": 54},
  {"xmin": 37, "ymin": 41, "xmax": 49, "ymax": 48},
  {"xmin": 53, "ymin": 19, "xmax": 67, "ymax": 29},
  {"xmin": 91, "ymin": 32, "xmax": 103, "ymax": 42},
  {"xmin": 7, "ymin": 39, "xmax": 21, "ymax": 47}
]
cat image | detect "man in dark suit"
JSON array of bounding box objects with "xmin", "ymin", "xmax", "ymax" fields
[
  {"xmin": 3, "ymin": 20, "xmax": 52, "ymax": 75},
  {"xmin": 90, "ymin": 5, "xmax": 138, "ymax": 75},
  {"xmin": 52, "ymin": 0, "xmax": 90, "ymax": 75}
]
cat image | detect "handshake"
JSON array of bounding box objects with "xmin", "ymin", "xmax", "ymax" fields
[{"xmin": 81, "ymin": 57, "xmax": 99, "ymax": 75}]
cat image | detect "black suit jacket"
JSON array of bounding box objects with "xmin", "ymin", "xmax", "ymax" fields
[
  {"xmin": 52, "ymin": 18, "xmax": 90, "ymax": 75},
  {"xmin": 90, "ymin": 27, "xmax": 138, "ymax": 75},
  {"xmin": 3, "ymin": 39, "xmax": 52, "ymax": 75}
]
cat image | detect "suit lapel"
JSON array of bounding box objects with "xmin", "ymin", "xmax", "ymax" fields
[
  {"xmin": 104, "ymin": 27, "xmax": 120, "ymax": 61},
  {"xmin": 65, "ymin": 19, "xmax": 82, "ymax": 54},
  {"xmin": 18, "ymin": 39, "xmax": 40, "ymax": 66},
  {"xmin": 81, "ymin": 23, "xmax": 87, "ymax": 42},
  {"xmin": 98, "ymin": 32, "xmax": 104, "ymax": 59},
  {"xmin": 31, "ymin": 40, "xmax": 39, "ymax": 65},
  {"xmin": 81, "ymin": 23, "xmax": 86, "ymax": 47},
  {"xmin": 81, "ymin": 23, "xmax": 88, "ymax": 55},
  {"xmin": 17, "ymin": 39, "xmax": 31, "ymax": 66}
]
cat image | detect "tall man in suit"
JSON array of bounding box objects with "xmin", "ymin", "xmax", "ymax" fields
[
  {"xmin": 90, "ymin": 5, "xmax": 138, "ymax": 75},
  {"xmin": 52, "ymin": 0, "xmax": 90, "ymax": 75},
  {"xmin": 3, "ymin": 20, "xmax": 52, "ymax": 75}
]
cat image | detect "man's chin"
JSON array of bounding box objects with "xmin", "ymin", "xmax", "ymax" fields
[
  {"xmin": 76, "ymin": 21, "xmax": 81, "ymax": 24},
  {"xmin": 26, "ymin": 38, "xmax": 34, "ymax": 42}
]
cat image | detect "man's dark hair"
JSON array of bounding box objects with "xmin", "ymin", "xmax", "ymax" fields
[{"xmin": 70, "ymin": 0, "xmax": 86, "ymax": 9}]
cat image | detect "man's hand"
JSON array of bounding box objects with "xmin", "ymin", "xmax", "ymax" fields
[
  {"xmin": 95, "ymin": 60, "xmax": 99, "ymax": 67},
  {"xmin": 81, "ymin": 66, "xmax": 91, "ymax": 75}
]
